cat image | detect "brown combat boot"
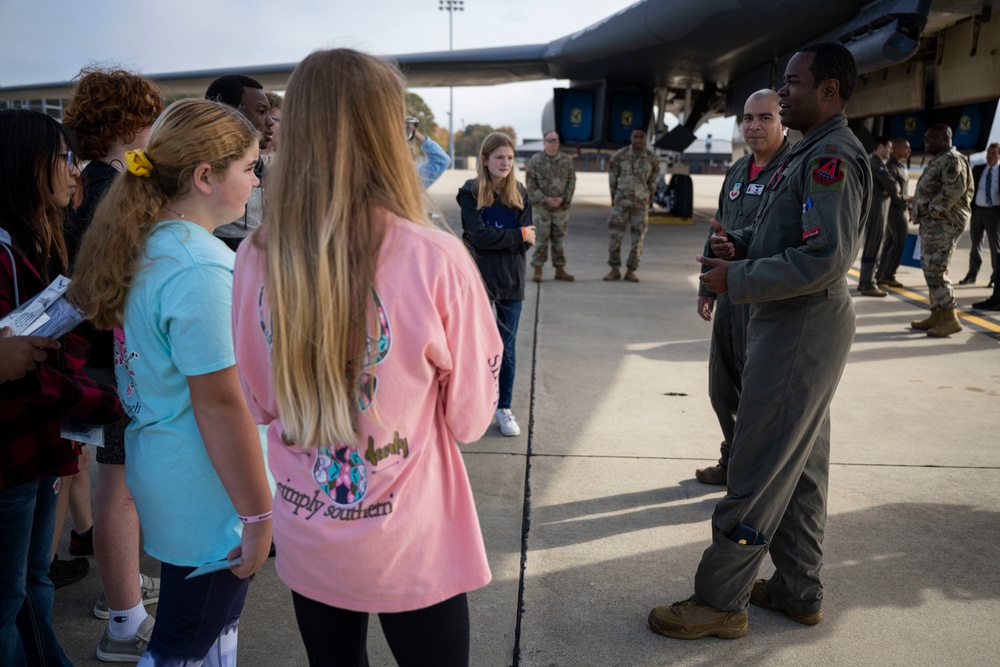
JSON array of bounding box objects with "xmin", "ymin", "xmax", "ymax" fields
[
  {"xmin": 603, "ymin": 267, "xmax": 621, "ymax": 281},
  {"xmin": 927, "ymin": 307, "xmax": 962, "ymax": 337},
  {"xmin": 695, "ymin": 464, "xmax": 727, "ymax": 485},
  {"xmin": 554, "ymin": 266, "xmax": 575, "ymax": 281},
  {"xmin": 749, "ymin": 579, "xmax": 823, "ymax": 625},
  {"xmin": 648, "ymin": 599, "xmax": 748, "ymax": 640},
  {"xmin": 910, "ymin": 308, "xmax": 941, "ymax": 330},
  {"xmin": 532, "ymin": 266, "xmax": 543, "ymax": 283},
  {"xmin": 624, "ymin": 269, "xmax": 640, "ymax": 282}
]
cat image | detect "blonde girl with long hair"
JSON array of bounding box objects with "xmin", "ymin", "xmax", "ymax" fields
[
  {"xmin": 231, "ymin": 48, "xmax": 502, "ymax": 666},
  {"xmin": 69, "ymin": 98, "xmax": 272, "ymax": 666},
  {"xmin": 457, "ymin": 132, "xmax": 536, "ymax": 438}
]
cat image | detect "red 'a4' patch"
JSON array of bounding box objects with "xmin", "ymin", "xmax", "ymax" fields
[{"xmin": 812, "ymin": 157, "xmax": 844, "ymax": 186}]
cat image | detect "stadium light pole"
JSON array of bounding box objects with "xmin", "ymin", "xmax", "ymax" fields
[{"xmin": 439, "ymin": 0, "xmax": 464, "ymax": 168}]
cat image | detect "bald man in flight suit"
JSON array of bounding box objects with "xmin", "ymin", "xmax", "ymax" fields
[
  {"xmin": 694, "ymin": 88, "xmax": 791, "ymax": 487},
  {"xmin": 648, "ymin": 42, "xmax": 871, "ymax": 640}
]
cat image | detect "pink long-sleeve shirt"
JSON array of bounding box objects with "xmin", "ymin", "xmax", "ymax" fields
[{"xmin": 232, "ymin": 215, "xmax": 501, "ymax": 613}]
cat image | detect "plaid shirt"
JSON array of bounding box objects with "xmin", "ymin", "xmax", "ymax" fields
[{"xmin": 1, "ymin": 240, "xmax": 123, "ymax": 490}]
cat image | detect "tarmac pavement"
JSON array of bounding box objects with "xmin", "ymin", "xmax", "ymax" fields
[{"xmin": 52, "ymin": 169, "xmax": 999, "ymax": 666}]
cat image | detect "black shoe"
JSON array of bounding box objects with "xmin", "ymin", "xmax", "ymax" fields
[
  {"xmin": 69, "ymin": 526, "xmax": 93, "ymax": 556},
  {"xmin": 972, "ymin": 299, "xmax": 1000, "ymax": 311},
  {"xmin": 958, "ymin": 276, "xmax": 976, "ymax": 285},
  {"xmin": 49, "ymin": 555, "xmax": 89, "ymax": 588}
]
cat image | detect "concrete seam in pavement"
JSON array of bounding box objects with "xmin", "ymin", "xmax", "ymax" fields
[
  {"xmin": 512, "ymin": 452, "xmax": 1000, "ymax": 469},
  {"xmin": 511, "ymin": 281, "xmax": 541, "ymax": 667}
]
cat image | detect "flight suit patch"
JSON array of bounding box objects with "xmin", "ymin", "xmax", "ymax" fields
[
  {"xmin": 729, "ymin": 182, "xmax": 742, "ymax": 200},
  {"xmin": 802, "ymin": 226, "xmax": 822, "ymax": 240},
  {"xmin": 746, "ymin": 183, "xmax": 764, "ymax": 195},
  {"xmin": 810, "ymin": 157, "xmax": 846, "ymax": 193}
]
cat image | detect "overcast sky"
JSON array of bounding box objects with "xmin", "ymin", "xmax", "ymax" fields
[{"xmin": 0, "ymin": 0, "xmax": 736, "ymax": 143}]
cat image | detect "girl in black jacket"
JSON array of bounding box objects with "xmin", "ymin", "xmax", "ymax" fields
[{"xmin": 457, "ymin": 132, "xmax": 535, "ymax": 436}]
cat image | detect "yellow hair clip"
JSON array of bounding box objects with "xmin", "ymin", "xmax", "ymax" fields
[{"xmin": 125, "ymin": 149, "xmax": 153, "ymax": 178}]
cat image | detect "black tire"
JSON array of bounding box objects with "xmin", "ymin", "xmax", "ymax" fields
[{"xmin": 670, "ymin": 174, "xmax": 693, "ymax": 218}]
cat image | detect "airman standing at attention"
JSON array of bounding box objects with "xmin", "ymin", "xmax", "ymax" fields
[
  {"xmin": 909, "ymin": 123, "xmax": 974, "ymax": 337},
  {"xmin": 526, "ymin": 130, "xmax": 577, "ymax": 282},
  {"xmin": 604, "ymin": 127, "xmax": 660, "ymax": 282},
  {"xmin": 694, "ymin": 89, "xmax": 791, "ymax": 487},
  {"xmin": 649, "ymin": 42, "xmax": 871, "ymax": 641}
]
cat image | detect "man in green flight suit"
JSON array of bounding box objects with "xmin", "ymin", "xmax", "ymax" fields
[
  {"xmin": 648, "ymin": 42, "xmax": 871, "ymax": 640},
  {"xmin": 694, "ymin": 88, "xmax": 792, "ymax": 487},
  {"xmin": 604, "ymin": 127, "xmax": 660, "ymax": 282}
]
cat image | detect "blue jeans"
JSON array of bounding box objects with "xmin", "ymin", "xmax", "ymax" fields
[
  {"xmin": 0, "ymin": 477, "xmax": 72, "ymax": 667},
  {"xmin": 139, "ymin": 562, "xmax": 248, "ymax": 666},
  {"xmin": 494, "ymin": 299, "xmax": 523, "ymax": 410}
]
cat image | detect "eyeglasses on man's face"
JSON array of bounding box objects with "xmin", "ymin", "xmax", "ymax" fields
[{"xmin": 544, "ymin": 138, "xmax": 559, "ymax": 143}]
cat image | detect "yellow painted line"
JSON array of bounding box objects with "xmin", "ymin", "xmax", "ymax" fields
[
  {"xmin": 649, "ymin": 214, "xmax": 694, "ymax": 225},
  {"xmin": 846, "ymin": 268, "xmax": 1000, "ymax": 334}
]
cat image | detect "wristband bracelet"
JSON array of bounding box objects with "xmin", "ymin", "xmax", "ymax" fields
[{"xmin": 239, "ymin": 511, "xmax": 272, "ymax": 524}]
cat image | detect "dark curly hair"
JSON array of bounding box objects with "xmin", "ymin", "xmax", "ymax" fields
[{"xmin": 63, "ymin": 68, "xmax": 164, "ymax": 161}]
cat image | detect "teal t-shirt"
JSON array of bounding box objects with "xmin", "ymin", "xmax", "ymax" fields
[{"xmin": 115, "ymin": 220, "xmax": 241, "ymax": 566}]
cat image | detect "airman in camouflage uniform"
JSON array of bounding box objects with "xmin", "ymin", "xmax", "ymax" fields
[
  {"xmin": 910, "ymin": 123, "xmax": 974, "ymax": 338},
  {"xmin": 604, "ymin": 127, "xmax": 660, "ymax": 282},
  {"xmin": 526, "ymin": 130, "xmax": 577, "ymax": 282}
]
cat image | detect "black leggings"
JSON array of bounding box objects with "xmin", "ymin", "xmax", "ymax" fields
[{"xmin": 291, "ymin": 591, "xmax": 470, "ymax": 667}]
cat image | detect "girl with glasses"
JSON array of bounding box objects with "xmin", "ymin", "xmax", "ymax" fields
[{"xmin": 0, "ymin": 108, "xmax": 123, "ymax": 667}]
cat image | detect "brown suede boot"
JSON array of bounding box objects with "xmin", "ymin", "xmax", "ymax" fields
[
  {"xmin": 532, "ymin": 266, "xmax": 543, "ymax": 283},
  {"xmin": 749, "ymin": 579, "xmax": 823, "ymax": 625},
  {"xmin": 603, "ymin": 267, "xmax": 621, "ymax": 281},
  {"xmin": 910, "ymin": 308, "xmax": 941, "ymax": 330},
  {"xmin": 554, "ymin": 266, "xmax": 575, "ymax": 281},
  {"xmin": 624, "ymin": 269, "xmax": 639, "ymax": 282},
  {"xmin": 927, "ymin": 307, "xmax": 962, "ymax": 337},
  {"xmin": 648, "ymin": 599, "xmax": 748, "ymax": 639}
]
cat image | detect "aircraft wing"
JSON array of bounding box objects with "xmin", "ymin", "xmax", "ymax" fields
[{"xmin": 0, "ymin": 0, "xmax": 920, "ymax": 100}]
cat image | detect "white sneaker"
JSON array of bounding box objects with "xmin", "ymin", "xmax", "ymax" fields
[{"xmin": 495, "ymin": 408, "xmax": 520, "ymax": 437}]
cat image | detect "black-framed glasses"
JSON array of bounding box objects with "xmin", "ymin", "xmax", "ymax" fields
[
  {"xmin": 544, "ymin": 138, "xmax": 559, "ymax": 143},
  {"xmin": 58, "ymin": 151, "xmax": 78, "ymax": 170}
]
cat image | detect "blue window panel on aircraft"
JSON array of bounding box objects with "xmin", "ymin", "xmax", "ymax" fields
[
  {"xmin": 953, "ymin": 104, "xmax": 980, "ymax": 151},
  {"xmin": 560, "ymin": 90, "xmax": 594, "ymax": 143},
  {"xmin": 892, "ymin": 111, "xmax": 927, "ymax": 152},
  {"xmin": 608, "ymin": 93, "xmax": 645, "ymax": 144}
]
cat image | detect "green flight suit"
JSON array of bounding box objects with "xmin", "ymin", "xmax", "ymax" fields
[
  {"xmin": 877, "ymin": 155, "xmax": 910, "ymax": 283},
  {"xmin": 693, "ymin": 115, "xmax": 871, "ymax": 615},
  {"xmin": 699, "ymin": 139, "xmax": 792, "ymax": 467}
]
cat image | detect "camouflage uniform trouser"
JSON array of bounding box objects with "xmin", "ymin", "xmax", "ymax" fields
[
  {"xmin": 607, "ymin": 204, "xmax": 648, "ymax": 270},
  {"xmin": 919, "ymin": 217, "xmax": 967, "ymax": 309},
  {"xmin": 531, "ymin": 209, "xmax": 569, "ymax": 268}
]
